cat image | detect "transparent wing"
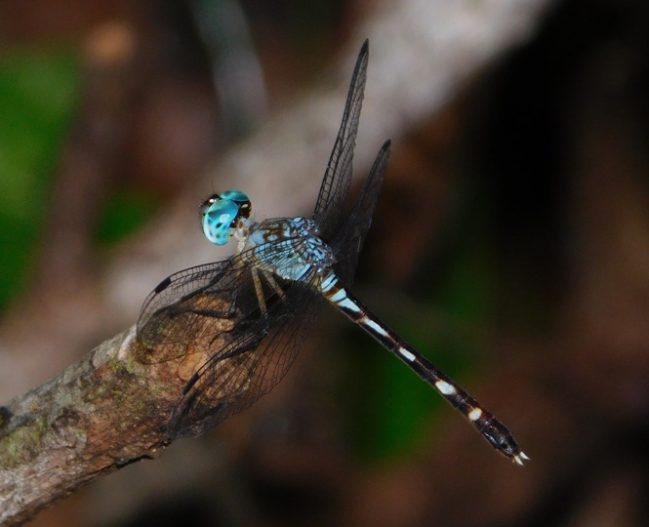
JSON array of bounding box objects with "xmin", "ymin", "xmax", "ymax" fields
[
  {"xmin": 136, "ymin": 240, "xmax": 322, "ymax": 438},
  {"xmin": 137, "ymin": 259, "xmax": 241, "ymax": 363},
  {"xmin": 313, "ymin": 40, "xmax": 368, "ymax": 241},
  {"xmin": 168, "ymin": 277, "xmax": 321, "ymax": 438},
  {"xmin": 333, "ymin": 140, "xmax": 391, "ymax": 286}
]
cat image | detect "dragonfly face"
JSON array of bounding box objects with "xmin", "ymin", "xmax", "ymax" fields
[{"xmin": 201, "ymin": 190, "xmax": 252, "ymax": 246}]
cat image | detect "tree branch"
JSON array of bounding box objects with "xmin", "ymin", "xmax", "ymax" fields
[{"xmin": 0, "ymin": 320, "xmax": 228, "ymax": 526}]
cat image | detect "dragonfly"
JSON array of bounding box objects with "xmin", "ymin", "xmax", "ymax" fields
[{"xmin": 137, "ymin": 40, "xmax": 528, "ymax": 465}]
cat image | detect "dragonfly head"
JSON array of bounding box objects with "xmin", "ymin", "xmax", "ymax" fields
[{"xmin": 200, "ymin": 190, "xmax": 252, "ymax": 245}]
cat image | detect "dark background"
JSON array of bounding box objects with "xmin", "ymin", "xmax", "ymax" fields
[{"xmin": 1, "ymin": 0, "xmax": 649, "ymax": 525}]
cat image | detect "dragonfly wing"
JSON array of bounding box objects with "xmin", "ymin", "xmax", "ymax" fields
[
  {"xmin": 137, "ymin": 259, "xmax": 241, "ymax": 363},
  {"xmin": 333, "ymin": 140, "xmax": 391, "ymax": 286},
  {"xmin": 313, "ymin": 40, "xmax": 368, "ymax": 241},
  {"xmin": 137, "ymin": 240, "xmax": 322, "ymax": 439},
  {"xmin": 168, "ymin": 275, "xmax": 320, "ymax": 439}
]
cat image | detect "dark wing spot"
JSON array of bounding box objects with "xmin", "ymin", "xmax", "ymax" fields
[{"xmin": 154, "ymin": 276, "xmax": 172, "ymax": 294}]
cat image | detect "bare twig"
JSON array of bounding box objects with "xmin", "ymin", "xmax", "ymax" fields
[{"xmin": 0, "ymin": 318, "xmax": 231, "ymax": 526}]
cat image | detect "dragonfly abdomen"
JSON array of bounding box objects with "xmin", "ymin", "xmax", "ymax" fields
[{"xmin": 318, "ymin": 271, "xmax": 528, "ymax": 465}]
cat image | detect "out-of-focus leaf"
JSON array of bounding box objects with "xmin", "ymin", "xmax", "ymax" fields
[
  {"xmin": 0, "ymin": 49, "xmax": 79, "ymax": 308},
  {"xmin": 97, "ymin": 190, "xmax": 160, "ymax": 246}
]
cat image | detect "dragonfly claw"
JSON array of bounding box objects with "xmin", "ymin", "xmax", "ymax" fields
[{"xmin": 512, "ymin": 451, "xmax": 530, "ymax": 466}]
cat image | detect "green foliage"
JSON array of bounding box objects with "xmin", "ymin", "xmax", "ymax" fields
[
  {"xmin": 0, "ymin": 49, "xmax": 80, "ymax": 308},
  {"xmin": 97, "ymin": 191, "xmax": 159, "ymax": 246}
]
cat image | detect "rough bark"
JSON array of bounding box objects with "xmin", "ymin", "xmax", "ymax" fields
[{"xmin": 0, "ymin": 322, "xmax": 228, "ymax": 526}]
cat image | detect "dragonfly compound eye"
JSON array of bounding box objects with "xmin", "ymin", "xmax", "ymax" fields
[{"xmin": 201, "ymin": 190, "xmax": 251, "ymax": 245}]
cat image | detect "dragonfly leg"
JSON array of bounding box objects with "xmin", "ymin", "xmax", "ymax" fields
[
  {"xmin": 181, "ymin": 299, "xmax": 238, "ymax": 320},
  {"xmin": 251, "ymin": 267, "xmax": 268, "ymax": 315},
  {"xmin": 262, "ymin": 271, "xmax": 286, "ymax": 300}
]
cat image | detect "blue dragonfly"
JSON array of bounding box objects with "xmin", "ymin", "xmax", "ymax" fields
[{"xmin": 137, "ymin": 41, "xmax": 528, "ymax": 465}]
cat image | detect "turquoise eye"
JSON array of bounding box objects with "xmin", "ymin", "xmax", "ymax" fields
[{"xmin": 201, "ymin": 190, "xmax": 251, "ymax": 245}]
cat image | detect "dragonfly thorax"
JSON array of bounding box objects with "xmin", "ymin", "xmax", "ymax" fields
[{"xmin": 245, "ymin": 216, "xmax": 335, "ymax": 282}]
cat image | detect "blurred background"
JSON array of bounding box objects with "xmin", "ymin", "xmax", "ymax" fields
[{"xmin": 2, "ymin": 0, "xmax": 649, "ymax": 525}]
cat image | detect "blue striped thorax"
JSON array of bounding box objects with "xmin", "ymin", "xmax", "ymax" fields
[
  {"xmin": 245, "ymin": 217, "xmax": 335, "ymax": 281},
  {"xmin": 201, "ymin": 190, "xmax": 252, "ymax": 245}
]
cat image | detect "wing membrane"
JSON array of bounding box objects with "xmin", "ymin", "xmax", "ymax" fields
[
  {"xmin": 168, "ymin": 278, "xmax": 320, "ymax": 438},
  {"xmin": 313, "ymin": 40, "xmax": 369, "ymax": 241},
  {"xmin": 136, "ymin": 241, "xmax": 321, "ymax": 438},
  {"xmin": 333, "ymin": 140, "xmax": 391, "ymax": 285}
]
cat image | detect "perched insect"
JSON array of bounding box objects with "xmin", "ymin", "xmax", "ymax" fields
[{"xmin": 138, "ymin": 40, "xmax": 528, "ymax": 465}]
